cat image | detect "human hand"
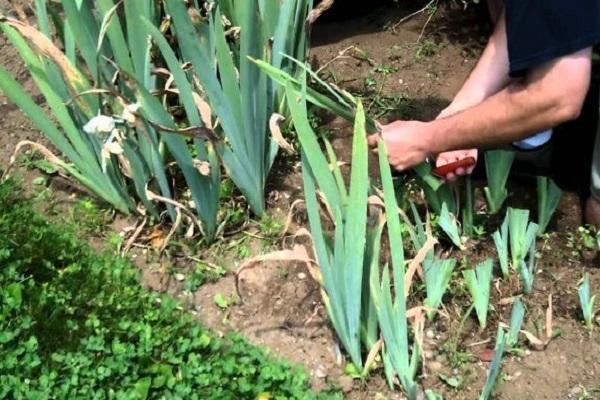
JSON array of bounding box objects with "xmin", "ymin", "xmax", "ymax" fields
[
  {"xmin": 367, "ymin": 120, "xmax": 431, "ymax": 171},
  {"xmin": 435, "ymin": 149, "xmax": 478, "ymax": 182}
]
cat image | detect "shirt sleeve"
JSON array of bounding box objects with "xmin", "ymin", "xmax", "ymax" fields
[{"xmin": 506, "ymin": 0, "xmax": 600, "ymax": 76}]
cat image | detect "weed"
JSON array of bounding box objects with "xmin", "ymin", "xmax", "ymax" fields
[
  {"xmin": 184, "ymin": 262, "xmax": 227, "ymax": 293},
  {"xmin": 19, "ymin": 153, "xmax": 60, "ymax": 174},
  {"xmin": 365, "ymin": 75, "xmax": 377, "ymax": 89},
  {"xmin": 440, "ymin": 340, "xmax": 473, "ymax": 369},
  {"xmin": 374, "ymin": 64, "xmax": 399, "ymax": 75},
  {"xmin": 578, "ymin": 386, "xmax": 600, "ymax": 400},
  {"xmin": 68, "ymin": 199, "xmax": 111, "ymax": 236},
  {"xmin": 237, "ymin": 244, "xmax": 251, "ymax": 259},
  {"xmin": 214, "ymin": 292, "xmax": 239, "ymax": 311},
  {"xmin": 258, "ymin": 214, "xmax": 283, "ymax": 238},
  {"xmin": 566, "ymin": 225, "xmax": 598, "ymax": 257},
  {"xmin": 415, "ymin": 38, "xmax": 443, "ymax": 61}
]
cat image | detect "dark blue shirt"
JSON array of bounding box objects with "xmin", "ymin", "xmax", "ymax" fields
[{"xmin": 506, "ymin": 0, "xmax": 600, "ymax": 76}]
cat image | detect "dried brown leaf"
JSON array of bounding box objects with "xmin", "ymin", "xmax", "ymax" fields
[
  {"xmin": 1, "ymin": 17, "xmax": 86, "ymax": 96},
  {"xmin": 520, "ymin": 330, "xmax": 547, "ymax": 351},
  {"xmin": 307, "ymin": 0, "xmax": 335, "ymax": 24},
  {"xmin": 280, "ymin": 199, "xmax": 305, "ymax": 238},
  {"xmin": 404, "ymin": 236, "xmax": 437, "ymax": 298},
  {"xmin": 192, "ymin": 92, "xmax": 213, "ymax": 129},
  {"xmin": 363, "ymin": 339, "xmax": 383, "ymax": 375},
  {"xmin": 269, "ymin": 113, "xmax": 294, "ymax": 155},
  {"xmin": 147, "ymin": 227, "xmax": 165, "ymax": 250}
]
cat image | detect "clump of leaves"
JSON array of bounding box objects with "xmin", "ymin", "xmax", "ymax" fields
[
  {"xmin": 567, "ymin": 225, "xmax": 598, "ymax": 258},
  {"xmin": 484, "ymin": 150, "xmax": 515, "ymax": 214},
  {"xmin": 578, "ymin": 274, "xmax": 597, "ymax": 330},
  {"xmin": 462, "ymin": 259, "xmax": 493, "ymax": 330}
]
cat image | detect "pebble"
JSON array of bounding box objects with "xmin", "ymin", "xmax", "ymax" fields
[
  {"xmin": 425, "ymin": 329, "xmax": 435, "ymax": 339},
  {"xmin": 297, "ymin": 272, "xmax": 307, "ymax": 280},
  {"xmin": 175, "ymin": 273, "xmax": 185, "ymax": 281},
  {"xmin": 339, "ymin": 376, "xmax": 354, "ymax": 393}
]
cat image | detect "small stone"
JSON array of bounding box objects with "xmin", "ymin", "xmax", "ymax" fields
[
  {"xmin": 339, "ymin": 375, "xmax": 354, "ymax": 393},
  {"xmin": 314, "ymin": 365, "xmax": 327, "ymax": 379},
  {"xmin": 425, "ymin": 330, "xmax": 435, "ymax": 339},
  {"xmin": 429, "ymin": 361, "xmax": 443, "ymax": 371},
  {"xmin": 298, "ymin": 272, "xmax": 307, "ymax": 280},
  {"xmin": 175, "ymin": 273, "xmax": 185, "ymax": 281},
  {"xmin": 423, "ymin": 350, "xmax": 434, "ymax": 359}
]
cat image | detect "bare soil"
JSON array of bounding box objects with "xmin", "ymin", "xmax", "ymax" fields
[{"xmin": 1, "ymin": 1, "xmax": 600, "ymax": 399}]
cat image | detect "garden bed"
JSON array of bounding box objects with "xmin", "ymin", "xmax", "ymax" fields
[{"xmin": 1, "ymin": 1, "xmax": 600, "ymax": 399}]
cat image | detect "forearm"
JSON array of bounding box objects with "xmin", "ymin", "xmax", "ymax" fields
[
  {"xmin": 446, "ymin": 11, "xmax": 511, "ymax": 112},
  {"xmin": 427, "ymin": 48, "xmax": 592, "ymax": 153}
]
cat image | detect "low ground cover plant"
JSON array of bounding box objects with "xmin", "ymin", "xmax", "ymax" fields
[{"xmin": 0, "ymin": 180, "xmax": 332, "ymax": 400}]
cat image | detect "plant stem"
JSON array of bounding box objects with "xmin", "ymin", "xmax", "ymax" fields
[
  {"xmin": 463, "ymin": 176, "xmax": 474, "ymax": 237},
  {"xmin": 449, "ymin": 303, "xmax": 475, "ymax": 354}
]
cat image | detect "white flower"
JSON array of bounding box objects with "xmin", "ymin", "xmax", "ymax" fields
[
  {"xmin": 84, "ymin": 114, "xmax": 116, "ymax": 136},
  {"xmin": 121, "ymin": 103, "xmax": 141, "ymax": 125}
]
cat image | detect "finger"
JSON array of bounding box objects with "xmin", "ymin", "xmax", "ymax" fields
[
  {"xmin": 445, "ymin": 172, "xmax": 457, "ymax": 182},
  {"xmin": 390, "ymin": 161, "xmax": 405, "ymax": 172},
  {"xmin": 455, "ymin": 167, "xmax": 466, "ymax": 176},
  {"xmin": 367, "ymin": 134, "xmax": 379, "ymax": 147},
  {"xmin": 466, "ymin": 165, "xmax": 476, "ymax": 174}
]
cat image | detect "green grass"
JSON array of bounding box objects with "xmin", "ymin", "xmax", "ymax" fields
[{"xmin": 0, "ymin": 180, "xmax": 337, "ymax": 400}]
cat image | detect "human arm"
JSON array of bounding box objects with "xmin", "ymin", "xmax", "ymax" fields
[
  {"xmin": 436, "ymin": 10, "xmax": 511, "ymax": 180},
  {"xmin": 369, "ymin": 47, "xmax": 592, "ymax": 171}
]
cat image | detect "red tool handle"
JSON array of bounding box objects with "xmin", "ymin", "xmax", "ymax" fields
[{"xmin": 432, "ymin": 157, "xmax": 477, "ymax": 177}]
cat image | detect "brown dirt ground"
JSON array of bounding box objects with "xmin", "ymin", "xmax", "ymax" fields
[{"xmin": 1, "ymin": 1, "xmax": 600, "ymax": 399}]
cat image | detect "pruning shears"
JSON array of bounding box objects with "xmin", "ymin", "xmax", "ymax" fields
[{"xmin": 431, "ymin": 156, "xmax": 477, "ymax": 178}]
